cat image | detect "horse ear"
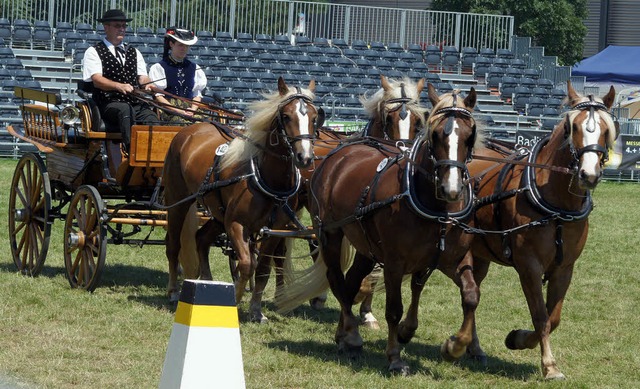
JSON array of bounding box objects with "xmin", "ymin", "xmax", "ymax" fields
[
  {"xmin": 416, "ymin": 78, "xmax": 425, "ymax": 95},
  {"xmin": 308, "ymin": 79, "xmax": 316, "ymax": 93},
  {"xmin": 464, "ymin": 87, "xmax": 477, "ymax": 109},
  {"xmin": 566, "ymin": 80, "xmax": 579, "ymax": 105},
  {"xmin": 602, "ymin": 85, "xmax": 615, "ymax": 109},
  {"xmin": 380, "ymin": 74, "xmax": 391, "ymax": 91},
  {"xmin": 427, "ymin": 82, "xmax": 440, "ymax": 107},
  {"xmin": 277, "ymin": 77, "xmax": 288, "ymax": 96}
]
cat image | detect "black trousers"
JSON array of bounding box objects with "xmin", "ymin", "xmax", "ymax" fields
[{"xmin": 101, "ymin": 101, "xmax": 160, "ymax": 151}]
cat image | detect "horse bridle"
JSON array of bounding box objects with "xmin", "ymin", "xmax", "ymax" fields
[
  {"xmin": 429, "ymin": 91, "xmax": 477, "ymax": 176},
  {"xmin": 274, "ymin": 88, "xmax": 318, "ymax": 156},
  {"xmin": 566, "ymin": 96, "xmax": 616, "ymax": 167},
  {"xmin": 380, "ymin": 83, "xmax": 415, "ymax": 140}
]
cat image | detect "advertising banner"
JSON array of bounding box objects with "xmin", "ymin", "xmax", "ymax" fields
[{"xmin": 514, "ymin": 130, "xmax": 640, "ymax": 172}]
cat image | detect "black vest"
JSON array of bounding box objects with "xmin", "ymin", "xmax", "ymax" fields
[
  {"xmin": 159, "ymin": 58, "xmax": 197, "ymax": 98},
  {"xmin": 93, "ymin": 42, "xmax": 139, "ymax": 105}
]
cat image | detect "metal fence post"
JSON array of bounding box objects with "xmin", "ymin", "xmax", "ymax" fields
[
  {"xmin": 454, "ymin": 13, "xmax": 461, "ymax": 49},
  {"xmin": 170, "ymin": 0, "xmax": 177, "ymax": 27},
  {"xmin": 399, "ymin": 10, "xmax": 406, "ymax": 47},
  {"xmin": 287, "ymin": 2, "xmax": 294, "ymax": 38},
  {"xmin": 229, "ymin": 0, "xmax": 236, "ymax": 38},
  {"xmin": 344, "ymin": 6, "xmax": 351, "ymax": 43},
  {"xmin": 48, "ymin": 0, "xmax": 55, "ymax": 28}
]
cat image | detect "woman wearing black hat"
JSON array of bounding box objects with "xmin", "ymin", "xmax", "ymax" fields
[
  {"xmin": 148, "ymin": 27, "xmax": 207, "ymax": 122},
  {"xmin": 82, "ymin": 9, "xmax": 159, "ymax": 152}
]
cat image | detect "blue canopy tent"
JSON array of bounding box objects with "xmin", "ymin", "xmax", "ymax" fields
[{"xmin": 572, "ymin": 45, "xmax": 640, "ymax": 85}]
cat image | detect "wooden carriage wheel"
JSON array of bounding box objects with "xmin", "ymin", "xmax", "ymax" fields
[
  {"xmin": 63, "ymin": 185, "xmax": 107, "ymax": 292},
  {"xmin": 8, "ymin": 153, "xmax": 52, "ymax": 276}
]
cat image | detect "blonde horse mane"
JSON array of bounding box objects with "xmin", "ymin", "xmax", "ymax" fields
[
  {"xmin": 359, "ymin": 76, "xmax": 429, "ymax": 124},
  {"xmin": 219, "ymin": 84, "xmax": 316, "ymax": 172}
]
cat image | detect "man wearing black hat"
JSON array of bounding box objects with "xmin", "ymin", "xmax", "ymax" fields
[{"xmin": 82, "ymin": 9, "xmax": 159, "ymax": 153}]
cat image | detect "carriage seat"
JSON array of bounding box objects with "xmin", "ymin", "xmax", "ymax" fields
[{"xmin": 76, "ymin": 80, "xmax": 120, "ymax": 134}]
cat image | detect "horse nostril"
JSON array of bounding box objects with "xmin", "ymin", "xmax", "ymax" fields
[{"xmin": 579, "ymin": 169, "xmax": 587, "ymax": 180}]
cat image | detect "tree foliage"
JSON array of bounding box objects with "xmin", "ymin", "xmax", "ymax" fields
[{"xmin": 431, "ymin": 0, "xmax": 588, "ymax": 65}]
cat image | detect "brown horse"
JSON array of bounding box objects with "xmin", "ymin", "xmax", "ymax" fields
[
  {"xmin": 467, "ymin": 81, "xmax": 617, "ymax": 379},
  {"xmin": 276, "ymin": 85, "xmax": 480, "ymax": 374},
  {"xmin": 304, "ymin": 76, "xmax": 428, "ymax": 315},
  {"xmin": 360, "ymin": 75, "xmax": 427, "ymax": 140},
  {"xmin": 162, "ymin": 77, "xmax": 321, "ymax": 322}
]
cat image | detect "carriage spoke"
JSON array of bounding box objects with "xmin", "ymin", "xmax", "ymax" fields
[
  {"xmin": 13, "ymin": 220, "xmax": 26, "ymax": 234},
  {"xmin": 31, "ymin": 174, "xmax": 42, "ymax": 206},
  {"xmin": 33, "ymin": 195, "xmax": 46, "ymax": 213},
  {"xmin": 31, "ymin": 224, "xmax": 41, "ymax": 257},
  {"xmin": 15, "ymin": 186, "xmax": 28, "ymax": 208}
]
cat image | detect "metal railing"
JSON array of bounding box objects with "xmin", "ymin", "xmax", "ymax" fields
[{"xmin": 1, "ymin": 0, "xmax": 514, "ymax": 51}]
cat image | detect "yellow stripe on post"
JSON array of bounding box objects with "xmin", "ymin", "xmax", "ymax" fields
[
  {"xmin": 160, "ymin": 280, "xmax": 246, "ymax": 388},
  {"xmin": 175, "ymin": 301, "xmax": 240, "ymax": 328}
]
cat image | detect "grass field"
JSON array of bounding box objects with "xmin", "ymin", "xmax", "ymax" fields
[{"xmin": 0, "ymin": 157, "xmax": 639, "ymax": 388}]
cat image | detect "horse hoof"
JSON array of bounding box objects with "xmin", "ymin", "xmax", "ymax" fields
[
  {"xmin": 504, "ymin": 330, "xmax": 520, "ymax": 350},
  {"xmin": 388, "ymin": 362, "xmax": 411, "ymax": 376},
  {"xmin": 337, "ymin": 334, "xmax": 363, "ymax": 359},
  {"xmin": 250, "ymin": 313, "xmax": 269, "ymax": 324},
  {"xmin": 544, "ymin": 371, "xmax": 566, "ymax": 380},
  {"xmin": 337, "ymin": 342, "xmax": 363, "ymax": 359},
  {"xmin": 543, "ymin": 366, "xmax": 566, "ymax": 380},
  {"xmin": 168, "ymin": 292, "xmax": 180, "ymax": 303},
  {"xmin": 309, "ymin": 297, "xmax": 326, "ymax": 310},
  {"xmin": 467, "ymin": 352, "xmax": 488, "ymax": 366},
  {"xmin": 360, "ymin": 313, "xmax": 380, "ymax": 330},
  {"xmin": 440, "ymin": 336, "xmax": 465, "ymax": 362}
]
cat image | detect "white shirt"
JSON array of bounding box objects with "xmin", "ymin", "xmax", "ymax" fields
[
  {"xmin": 148, "ymin": 61, "xmax": 207, "ymax": 98},
  {"xmin": 82, "ymin": 38, "xmax": 148, "ymax": 82}
]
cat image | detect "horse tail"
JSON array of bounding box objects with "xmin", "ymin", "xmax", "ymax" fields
[
  {"xmin": 177, "ymin": 203, "xmax": 200, "ymax": 279},
  {"xmin": 275, "ymin": 236, "xmax": 355, "ymax": 314}
]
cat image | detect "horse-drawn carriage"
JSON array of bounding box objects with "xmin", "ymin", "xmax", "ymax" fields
[
  {"xmin": 7, "ymin": 84, "xmax": 242, "ymax": 292},
  {"xmin": 7, "ymin": 75, "xmax": 619, "ymax": 379}
]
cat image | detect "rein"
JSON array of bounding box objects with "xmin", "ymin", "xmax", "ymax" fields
[
  {"xmin": 131, "ymin": 88, "xmax": 244, "ymax": 122},
  {"xmin": 470, "ymin": 153, "xmax": 573, "ymax": 175}
]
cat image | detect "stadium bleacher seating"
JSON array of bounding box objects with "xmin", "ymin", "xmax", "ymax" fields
[{"xmin": 0, "ymin": 13, "xmax": 589, "ymax": 155}]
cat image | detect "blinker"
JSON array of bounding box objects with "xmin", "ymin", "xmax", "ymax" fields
[
  {"xmin": 295, "ymin": 87, "xmax": 308, "ymax": 116},
  {"xmin": 585, "ymin": 95, "xmax": 596, "ymax": 133},
  {"xmin": 399, "ymin": 83, "xmax": 408, "ymax": 120}
]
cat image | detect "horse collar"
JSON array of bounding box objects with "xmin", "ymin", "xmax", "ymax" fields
[
  {"xmin": 403, "ymin": 134, "xmax": 474, "ymax": 221},
  {"xmin": 250, "ymin": 157, "xmax": 301, "ymax": 200},
  {"xmin": 523, "ymin": 136, "xmax": 593, "ymax": 221}
]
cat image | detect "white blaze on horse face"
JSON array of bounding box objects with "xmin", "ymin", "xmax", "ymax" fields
[
  {"xmin": 294, "ymin": 100, "xmax": 313, "ymax": 156},
  {"xmin": 443, "ymin": 120, "xmax": 461, "ymax": 193},
  {"xmin": 398, "ymin": 111, "xmax": 411, "ymax": 139},
  {"xmin": 581, "ymin": 111, "xmax": 602, "ymax": 177}
]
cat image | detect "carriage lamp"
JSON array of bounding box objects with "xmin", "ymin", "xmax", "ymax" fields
[{"xmin": 60, "ymin": 105, "xmax": 81, "ymax": 125}]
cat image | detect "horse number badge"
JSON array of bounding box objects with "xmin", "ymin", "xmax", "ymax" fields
[{"xmin": 215, "ymin": 143, "xmax": 229, "ymax": 156}]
